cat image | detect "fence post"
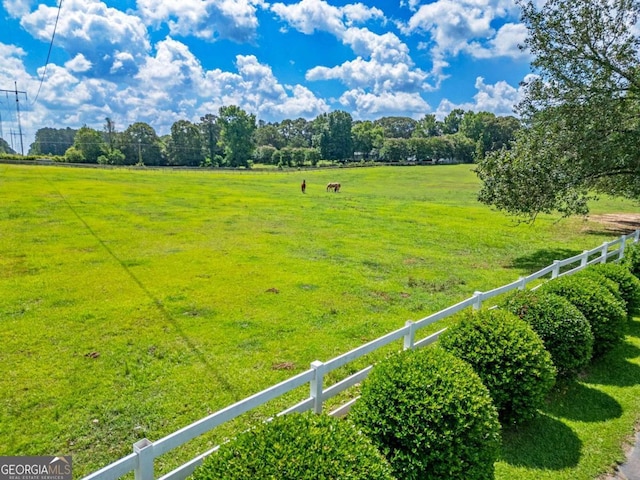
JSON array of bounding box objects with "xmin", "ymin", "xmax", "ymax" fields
[
  {"xmin": 551, "ymin": 260, "xmax": 561, "ymax": 279},
  {"xmin": 517, "ymin": 277, "xmax": 526, "ymax": 290},
  {"xmin": 403, "ymin": 320, "xmax": 416, "ymax": 350},
  {"xmin": 473, "ymin": 291, "xmax": 483, "ymax": 310},
  {"xmin": 600, "ymin": 241, "xmax": 609, "ymax": 263},
  {"xmin": 635, "ymin": 229, "xmax": 640, "ymax": 243},
  {"xmin": 618, "ymin": 235, "xmax": 627, "ymax": 260},
  {"xmin": 310, "ymin": 360, "xmax": 325, "ymax": 414},
  {"xmin": 580, "ymin": 250, "xmax": 588, "ymax": 268},
  {"xmin": 133, "ymin": 439, "xmax": 154, "ymax": 480}
]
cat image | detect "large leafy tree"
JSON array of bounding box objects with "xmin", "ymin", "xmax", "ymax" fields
[
  {"xmin": 199, "ymin": 114, "xmax": 223, "ymax": 165},
  {"xmin": 217, "ymin": 105, "xmax": 256, "ymax": 168},
  {"xmin": 167, "ymin": 120, "xmax": 204, "ymax": 166},
  {"xmin": 476, "ymin": 0, "xmax": 640, "ymax": 221},
  {"xmin": 72, "ymin": 126, "xmax": 106, "ymax": 163},
  {"xmin": 314, "ymin": 110, "xmax": 354, "ymax": 161},
  {"xmin": 120, "ymin": 122, "xmax": 164, "ymax": 166},
  {"xmin": 29, "ymin": 127, "xmax": 76, "ymax": 156},
  {"xmin": 352, "ymin": 120, "xmax": 384, "ymax": 159}
]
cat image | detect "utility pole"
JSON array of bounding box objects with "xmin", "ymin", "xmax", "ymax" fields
[{"xmin": 0, "ymin": 82, "xmax": 27, "ymax": 155}]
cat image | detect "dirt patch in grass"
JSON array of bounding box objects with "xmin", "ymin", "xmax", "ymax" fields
[{"xmin": 588, "ymin": 214, "xmax": 640, "ymax": 235}]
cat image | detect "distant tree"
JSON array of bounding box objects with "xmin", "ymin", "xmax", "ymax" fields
[
  {"xmin": 199, "ymin": 114, "xmax": 223, "ymax": 165},
  {"xmin": 253, "ymin": 145, "xmax": 277, "ymax": 165},
  {"xmin": 167, "ymin": 120, "xmax": 204, "ymax": 166},
  {"xmin": 120, "ymin": 122, "xmax": 164, "ymax": 166},
  {"xmin": 476, "ymin": 0, "xmax": 640, "ymax": 220},
  {"xmin": 217, "ymin": 105, "xmax": 257, "ymax": 168},
  {"xmin": 279, "ymin": 118, "xmax": 313, "ymax": 148},
  {"xmin": 29, "ymin": 127, "xmax": 76, "ymax": 156},
  {"xmin": 73, "ymin": 126, "xmax": 106, "ymax": 163},
  {"xmin": 0, "ymin": 137, "xmax": 15, "ymax": 154},
  {"xmin": 291, "ymin": 147, "xmax": 306, "ymax": 167},
  {"xmin": 305, "ymin": 148, "xmax": 321, "ymax": 166},
  {"xmin": 314, "ymin": 110, "xmax": 353, "ymax": 161},
  {"xmin": 374, "ymin": 116, "xmax": 417, "ymax": 138},
  {"xmin": 380, "ymin": 138, "xmax": 411, "ymax": 162},
  {"xmin": 352, "ymin": 120, "xmax": 384, "ymax": 160},
  {"xmin": 103, "ymin": 117, "xmax": 117, "ymax": 153},
  {"xmin": 442, "ymin": 109, "xmax": 465, "ymax": 134},
  {"xmin": 278, "ymin": 147, "xmax": 294, "ymax": 167},
  {"xmin": 254, "ymin": 123, "xmax": 285, "ymax": 149},
  {"xmin": 460, "ymin": 112, "xmax": 521, "ymax": 159},
  {"xmin": 413, "ymin": 114, "xmax": 441, "ymax": 138},
  {"xmin": 64, "ymin": 145, "xmax": 85, "ymax": 163}
]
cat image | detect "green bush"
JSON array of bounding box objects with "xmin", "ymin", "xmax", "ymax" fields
[
  {"xmin": 500, "ymin": 290, "xmax": 593, "ymax": 379},
  {"xmin": 349, "ymin": 347, "xmax": 500, "ymax": 480},
  {"xmin": 622, "ymin": 241, "xmax": 640, "ymax": 278},
  {"xmin": 541, "ymin": 274, "xmax": 626, "ymax": 357},
  {"xmin": 573, "ymin": 269, "xmax": 625, "ymax": 309},
  {"xmin": 440, "ymin": 309, "xmax": 556, "ymax": 425},
  {"xmin": 588, "ymin": 263, "xmax": 640, "ymax": 315},
  {"xmin": 192, "ymin": 412, "xmax": 395, "ymax": 480}
]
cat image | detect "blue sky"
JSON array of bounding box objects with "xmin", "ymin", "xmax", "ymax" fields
[{"xmin": 0, "ymin": 0, "xmax": 534, "ymax": 149}]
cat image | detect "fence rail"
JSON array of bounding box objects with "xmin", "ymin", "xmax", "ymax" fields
[{"xmin": 82, "ymin": 229, "xmax": 640, "ymax": 480}]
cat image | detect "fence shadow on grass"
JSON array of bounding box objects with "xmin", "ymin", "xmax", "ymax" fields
[
  {"xmin": 508, "ymin": 248, "xmax": 582, "ymax": 273},
  {"xmin": 500, "ymin": 414, "xmax": 582, "ymax": 470}
]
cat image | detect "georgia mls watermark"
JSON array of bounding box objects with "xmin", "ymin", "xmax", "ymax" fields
[{"xmin": 0, "ymin": 457, "xmax": 72, "ymax": 480}]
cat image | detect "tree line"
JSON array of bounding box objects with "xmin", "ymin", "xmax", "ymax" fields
[{"xmin": 25, "ymin": 106, "xmax": 520, "ymax": 168}]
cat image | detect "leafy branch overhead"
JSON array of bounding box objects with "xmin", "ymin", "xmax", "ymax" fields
[{"xmin": 476, "ymin": 0, "xmax": 640, "ymax": 221}]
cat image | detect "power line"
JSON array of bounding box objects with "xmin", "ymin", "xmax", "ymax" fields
[{"xmin": 32, "ymin": 0, "xmax": 64, "ymax": 105}]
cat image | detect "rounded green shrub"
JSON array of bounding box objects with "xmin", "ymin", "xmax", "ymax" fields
[
  {"xmin": 622, "ymin": 241, "xmax": 640, "ymax": 278},
  {"xmin": 588, "ymin": 263, "xmax": 640, "ymax": 315},
  {"xmin": 573, "ymin": 269, "xmax": 625, "ymax": 309},
  {"xmin": 439, "ymin": 309, "xmax": 556, "ymax": 425},
  {"xmin": 541, "ymin": 274, "xmax": 627, "ymax": 357},
  {"xmin": 192, "ymin": 412, "xmax": 395, "ymax": 480},
  {"xmin": 349, "ymin": 347, "xmax": 500, "ymax": 480},
  {"xmin": 500, "ymin": 289, "xmax": 593, "ymax": 379}
]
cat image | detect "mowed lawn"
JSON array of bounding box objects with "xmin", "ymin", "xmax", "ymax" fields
[{"xmin": 1, "ymin": 163, "xmax": 638, "ymax": 478}]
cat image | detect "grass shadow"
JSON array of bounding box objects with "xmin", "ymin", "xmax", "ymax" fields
[
  {"xmin": 508, "ymin": 248, "xmax": 582, "ymax": 273},
  {"xmin": 581, "ymin": 318, "xmax": 640, "ymax": 388},
  {"xmin": 543, "ymin": 382, "xmax": 622, "ymax": 422},
  {"xmin": 500, "ymin": 413, "xmax": 581, "ymax": 470}
]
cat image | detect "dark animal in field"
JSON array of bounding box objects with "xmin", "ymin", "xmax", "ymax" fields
[
  {"xmin": 301, "ymin": 179, "xmax": 306, "ymax": 193},
  {"xmin": 326, "ymin": 182, "xmax": 341, "ymax": 192}
]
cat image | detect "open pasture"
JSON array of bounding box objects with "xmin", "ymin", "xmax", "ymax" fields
[{"xmin": 1, "ymin": 163, "xmax": 639, "ymax": 477}]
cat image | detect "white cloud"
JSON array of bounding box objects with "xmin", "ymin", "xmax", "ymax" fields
[
  {"xmin": 65, "ymin": 54, "xmax": 93, "ymax": 73},
  {"xmin": 403, "ymin": 0, "xmax": 524, "ymax": 81},
  {"xmin": 137, "ymin": 0, "xmax": 265, "ymax": 42},
  {"xmin": 469, "ymin": 23, "xmax": 529, "ymax": 59},
  {"xmin": 20, "ymin": 0, "xmax": 150, "ymax": 78},
  {"xmin": 340, "ymin": 89, "xmax": 430, "ymax": 118},
  {"xmin": 2, "ymin": 0, "xmax": 33, "ymax": 17},
  {"xmin": 436, "ymin": 75, "xmax": 529, "ymax": 118},
  {"xmin": 273, "ymin": 1, "xmax": 434, "ymax": 97},
  {"xmin": 270, "ymin": 0, "xmax": 348, "ymax": 35}
]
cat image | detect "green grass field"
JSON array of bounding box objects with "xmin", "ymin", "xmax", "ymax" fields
[{"xmin": 1, "ymin": 163, "xmax": 639, "ymax": 478}]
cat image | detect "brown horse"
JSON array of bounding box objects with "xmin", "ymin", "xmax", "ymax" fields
[{"xmin": 326, "ymin": 182, "xmax": 341, "ymax": 192}]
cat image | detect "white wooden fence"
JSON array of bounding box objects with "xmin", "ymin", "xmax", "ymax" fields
[{"xmin": 83, "ymin": 230, "xmax": 640, "ymax": 480}]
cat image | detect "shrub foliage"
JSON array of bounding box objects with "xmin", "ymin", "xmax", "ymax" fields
[
  {"xmin": 350, "ymin": 347, "xmax": 500, "ymax": 480},
  {"xmin": 542, "ymin": 274, "xmax": 626, "ymax": 357},
  {"xmin": 192, "ymin": 413, "xmax": 395, "ymax": 480},
  {"xmin": 588, "ymin": 263, "xmax": 640, "ymax": 315},
  {"xmin": 622, "ymin": 242, "xmax": 640, "ymax": 278},
  {"xmin": 500, "ymin": 289, "xmax": 593, "ymax": 379},
  {"xmin": 440, "ymin": 309, "xmax": 556, "ymax": 425}
]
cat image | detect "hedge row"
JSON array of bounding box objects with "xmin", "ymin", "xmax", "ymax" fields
[{"xmin": 191, "ymin": 253, "xmax": 640, "ymax": 480}]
